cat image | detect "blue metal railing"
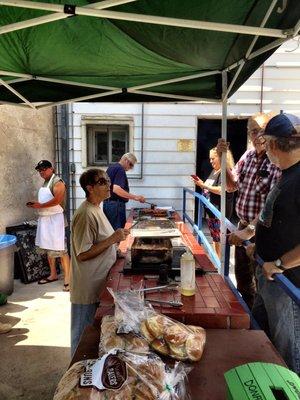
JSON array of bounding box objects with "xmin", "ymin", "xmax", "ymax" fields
[{"xmin": 183, "ymin": 187, "xmax": 300, "ymax": 308}]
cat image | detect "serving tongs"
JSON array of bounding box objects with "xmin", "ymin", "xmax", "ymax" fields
[
  {"xmin": 137, "ymin": 283, "xmax": 179, "ymax": 293},
  {"xmin": 144, "ymin": 201, "xmax": 157, "ymax": 210},
  {"xmin": 130, "ymin": 219, "xmax": 141, "ymax": 230},
  {"xmin": 145, "ymin": 299, "xmax": 183, "ymax": 308}
]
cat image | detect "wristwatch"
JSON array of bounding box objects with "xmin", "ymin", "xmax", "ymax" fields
[
  {"xmin": 247, "ymin": 223, "xmax": 255, "ymax": 232},
  {"xmin": 274, "ymin": 258, "xmax": 285, "ymax": 271}
]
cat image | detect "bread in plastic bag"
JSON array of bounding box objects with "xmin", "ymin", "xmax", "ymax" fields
[
  {"xmin": 99, "ymin": 315, "xmax": 149, "ymax": 355},
  {"xmin": 53, "ymin": 349, "xmax": 191, "ymax": 400},
  {"xmin": 111, "ymin": 289, "xmax": 146, "ymax": 335},
  {"xmin": 108, "ymin": 288, "xmax": 206, "ymax": 362}
]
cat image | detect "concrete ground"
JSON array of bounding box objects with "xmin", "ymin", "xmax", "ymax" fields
[{"xmin": 0, "ymin": 277, "xmax": 71, "ymax": 400}]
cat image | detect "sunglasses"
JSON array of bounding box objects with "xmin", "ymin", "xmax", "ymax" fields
[
  {"xmin": 94, "ymin": 177, "xmax": 110, "ymax": 186},
  {"xmin": 127, "ymin": 159, "xmax": 134, "ymax": 168}
]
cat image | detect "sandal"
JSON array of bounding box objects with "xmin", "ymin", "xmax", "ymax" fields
[
  {"xmin": 38, "ymin": 277, "xmax": 58, "ymax": 285},
  {"xmin": 63, "ymin": 283, "xmax": 70, "ymax": 292}
]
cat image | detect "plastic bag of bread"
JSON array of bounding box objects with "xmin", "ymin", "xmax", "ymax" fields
[
  {"xmin": 109, "ymin": 289, "xmax": 147, "ymax": 335},
  {"xmin": 108, "ymin": 289, "xmax": 206, "ymax": 362},
  {"xmin": 99, "ymin": 315, "xmax": 149, "ymax": 355},
  {"xmin": 141, "ymin": 315, "xmax": 206, "ymax": 361},
  {"xmin": 53, "ymin": 349, "xmax": 191, "ymax": 400}
]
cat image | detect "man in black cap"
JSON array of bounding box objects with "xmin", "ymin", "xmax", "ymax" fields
[
  {"xmin": 26, "ymin": 160, "xmax": 70, "ymax": 291},
  {"xmin": 251, "ymin": 113, "xmax": 300, "ymax": 374}
]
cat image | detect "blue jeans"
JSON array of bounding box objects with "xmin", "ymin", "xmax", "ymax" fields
[
  {"xmin": 252, "ymin": 267, "xmax": 300, "ymax": 374},
  {"xmin": 71, "ymin": 302, "xmax": 98, "ymax": 357},
  {"xmin": 103, "ymin": 200, "xmax": 126, "ymax": 229}
]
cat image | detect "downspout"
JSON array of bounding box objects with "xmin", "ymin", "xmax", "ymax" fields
[
  {"xmin": 53, "ymin": 107, "xmax": 61, "ymax": 175},
  {"xmin": 140, "ymin": 103, "xmax": 144, "ymax": 179},
  {"xmin": 220, "ymin": 71, "xmax": 228, "ymax": 276},
  {"xmin": 69, "ymin": 103, "xmax": 76, "ymax": 215},
  {"xmin": 59, "ymin": 105, "xmax": 71, "ymax": 246}
]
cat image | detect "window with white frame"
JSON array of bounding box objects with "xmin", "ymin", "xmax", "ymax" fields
[{"xmin": 87, "ymin": 124, "xmax": 129, "ymax": 166}]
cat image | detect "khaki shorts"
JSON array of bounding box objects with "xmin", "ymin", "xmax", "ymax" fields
[{"xmin": 37, "ymin": 239, "xmax": 68, "ymax": 258}]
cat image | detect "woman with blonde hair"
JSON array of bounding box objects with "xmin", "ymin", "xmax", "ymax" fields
[{"xmin": 191, "ymin": 147, "xmax": 235, "ymax": 259}]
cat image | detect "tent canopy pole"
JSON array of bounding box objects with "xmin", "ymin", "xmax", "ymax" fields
[
  {"xmin": 128, "ymin": 89, "xmax": 219, "ymax": 102},
  {"xmin": 36, "ymin": 89, "xmax": 122, "ymax": 108},
  {"xmin": 220, "ymin": 70, "xmax": 228, "ymax": 276},
  {"xmin": 129, "ymin": 70, "xmax": 220, "ymax": 91},
  {"xmin": 0, "ymin": 0, "xmax": 288, "ymax": 38},
  {"xmin": 225, "ymin": 0, "xmax": 279, "ymax": 98},
  {"xmin": 0, "ymin": 0, "xmax": 139, "ymax": 35},
  {"xmin": 0, "ymin": 78, "xmax": 35, "ymax": 108}
]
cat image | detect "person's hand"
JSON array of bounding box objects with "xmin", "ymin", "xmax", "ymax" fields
[
  {"xmin": 262, "ymin": 261, "xmax": 284, "ymax": 281},
  {"xmin": 217, "ymin": 138, "xmax": 230, "ymax": 155},
  {"xmin": 136, "ymin": 195, "xmax": 145, "ymax": 203},
  {"xmin": 113, "ymin": 228, "xmax": 130, "ymax": 243},
  {"xmin": 197, "ymin": 178, "xmax": 205, "ymax": 189},
  {"xmin": 26, "ymin": 201, "xmax": 41, "ymax": 209},
  {"xmin": 245, "ymin": 243, "xmax": 256, "ymax": 260},
  {"xmin": 228, "ymin": 228, "xmax": 253, "ymax": 246},
  {"xmin": 191, "ymin": 176, "xmax": 204, "ymax": 188}
]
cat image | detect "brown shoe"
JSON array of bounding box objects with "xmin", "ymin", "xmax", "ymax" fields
[{"xmin": 0, "ymin": 322, "xmax": 12, "ymax": 334}]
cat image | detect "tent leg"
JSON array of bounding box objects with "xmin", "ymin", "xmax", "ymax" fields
[{"xmin": 220, "ymin": 71, "xmax": 228, "ymax": 276}]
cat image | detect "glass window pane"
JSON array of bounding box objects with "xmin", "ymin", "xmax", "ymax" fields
[
  {"xmin": 95, "ymin": 130, "xmax": 108, "ymax": 164},
  {"xmin": 111, "ymin": 130, "xmax": 128, "ymax": 162}
]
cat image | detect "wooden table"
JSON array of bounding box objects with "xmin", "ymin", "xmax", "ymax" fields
[
  {"xmin": 71, "ymin": 325, "xmax": 286, "ymax": 400},
  {"xmin": 96, "ymin": 211, "xmax": 250, "ymax": 329}
]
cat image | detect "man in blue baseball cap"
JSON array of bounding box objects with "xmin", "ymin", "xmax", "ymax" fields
[{"xmin": 252, "ymin": 113, "xmax": 300, "ymax": 373}]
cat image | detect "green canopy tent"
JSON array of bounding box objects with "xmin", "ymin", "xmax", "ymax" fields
[
  {"xmin": 0, "ymin": 0, "xmax": 299, "ymax": 108},
  {"xmin": 0, "ymin": 0, "xmax": 299, "ymax": 272}
]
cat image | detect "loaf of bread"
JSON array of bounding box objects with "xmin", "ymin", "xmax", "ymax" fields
[
  {"xmin": 100, "ymin": 315, "xmax": 149, "ymax": 354},
  {"xmin": 53, "ymin": 352, "xmax": 168, "ymax": 400},
  {"xmin": 140, "ymin": 314, "xmax": 206, "ymax": 362}
]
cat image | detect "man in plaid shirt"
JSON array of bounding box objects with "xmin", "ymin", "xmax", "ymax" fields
[{"xmin": 219, "ymin": 113, "xmax": 281, "ymax": 308}]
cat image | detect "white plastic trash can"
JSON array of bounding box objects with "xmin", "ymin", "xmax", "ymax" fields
[{"xmin": 0, "ymin": 234, "xmax": 17, "ymax": 295}]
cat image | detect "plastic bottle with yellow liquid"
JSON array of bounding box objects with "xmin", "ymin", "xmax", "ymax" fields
[{"xmin": 180, "ymin": 250, "xmax": 196, "ymax": 296}]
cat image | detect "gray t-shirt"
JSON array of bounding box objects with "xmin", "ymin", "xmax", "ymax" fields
[{"xmin": 70, "ymin": 200, "xmax": 117, "ymax": 304}]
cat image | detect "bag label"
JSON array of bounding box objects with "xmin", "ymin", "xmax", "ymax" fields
[{"xmin": 80, "ymin": 350, "xmax": 127, "ymax": 391}]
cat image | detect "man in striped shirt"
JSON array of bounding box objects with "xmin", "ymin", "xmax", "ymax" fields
[{"xmin": 219, "ymin": 113, "xmax": 281, "ymax": 308}]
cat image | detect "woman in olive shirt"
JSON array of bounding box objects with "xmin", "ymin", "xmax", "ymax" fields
[{"xmin": 70, "ymin": 168, "xmax": 129, "ymax": 356}]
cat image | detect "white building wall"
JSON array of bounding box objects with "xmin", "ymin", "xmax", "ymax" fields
[
  {"xmin": 70, "ymin": 102, "xmax": 198, "ymax": 214},
  {"xmin": 68, "ymin": 38, "xmax": 300, "ymax": 217}
]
